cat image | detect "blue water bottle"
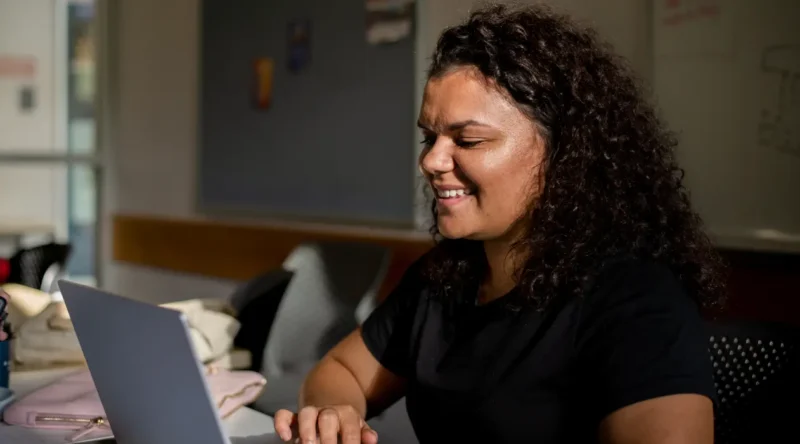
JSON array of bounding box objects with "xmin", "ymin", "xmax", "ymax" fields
[
  {"xmin": 0, "ymin": 326, "xmax": 9, "ymax": 388},
  {"xmin": 1, "ymin": 293, "xmax": 8, "ymax": 388},
  {"xmin": 0, "ymin": 323, "xmax": 11, "ymax": 388}
]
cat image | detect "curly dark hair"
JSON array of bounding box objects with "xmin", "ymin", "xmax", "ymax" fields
[{"xmin": 421, "ymin": 3, "xmax": 727, "ymax": 310}]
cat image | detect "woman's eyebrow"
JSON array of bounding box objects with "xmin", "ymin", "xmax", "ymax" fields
[{"xmin": 416, "ymin": 119, "xmax": 492, "ymax": 131}]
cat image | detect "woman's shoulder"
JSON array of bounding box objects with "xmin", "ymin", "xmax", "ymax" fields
[
  {"xmin": 572, "ymin": 257, "xmax": 709, "ymax": 363},
  {"xmin": 592, "ymin": 258, "xmax": 683, "ymax": 292},
  {"xmin": 579, "ymin": 258, "xmax": 696, "ymax": 319},
  {"xmin": 396, "ymin": 249, "xmax": 435, "ymax": 288},
  {"xmin": 380, "ymin": 249, "xmax": 437, "ymax": 308}
]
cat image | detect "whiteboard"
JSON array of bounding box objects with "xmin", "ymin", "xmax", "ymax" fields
[{"xmin": 652, "ymin": 0, "xmax": 800, "ymax": 253}]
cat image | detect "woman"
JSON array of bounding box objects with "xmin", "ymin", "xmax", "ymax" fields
[{"xmin": 276, "ymin": 4, "xmax": 725, "ymax": 443}]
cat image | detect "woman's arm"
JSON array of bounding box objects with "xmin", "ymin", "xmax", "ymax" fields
[
  {"xmin": 274, "ymin": 329, "xmax": 407, "ymax": 443},
  {"xmin": 277, "ymin": 257, "xmax": 425, "ymax": 443},
  {"xmin": 576, "ymin": 262, "xmax": 718, "ymax": 444},
  {"xmin": 299, "ymin": 328, "xmax": 407, "ymax": 418},
  {"xmin": 599, "ymin": 394, "xmax": 714, "ymax": 444}
]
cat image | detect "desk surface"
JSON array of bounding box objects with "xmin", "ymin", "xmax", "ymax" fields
[{"xmin": 1, "ymin": 367, "xmax": 280, "ymax": 444}]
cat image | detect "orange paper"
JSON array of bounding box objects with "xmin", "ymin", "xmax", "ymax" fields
[{"xmin": 254, "ymin": 58, "xmax": 274, "ymax": 109}]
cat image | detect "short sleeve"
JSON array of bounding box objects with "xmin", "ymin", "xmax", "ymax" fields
[
  {"xmin": 361, "ymin": 259, "xmax": 426, "ymax": 378},
  {"xmin": 575, "ymin": 261, "xmax": 716, "ymax": 420}
]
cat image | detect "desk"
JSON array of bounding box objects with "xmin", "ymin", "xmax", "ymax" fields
[{"xmin": 0, "ymin": 367, "xmax": 281, "ymax": 443}]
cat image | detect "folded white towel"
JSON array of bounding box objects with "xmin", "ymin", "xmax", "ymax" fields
[{"xmin": 8, "ymin": 286, "xmax": 244, "ymax": 369}]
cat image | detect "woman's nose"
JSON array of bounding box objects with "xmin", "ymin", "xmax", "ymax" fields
[{"xmin": 420, "ymin": 142, "xmax": 455, "ymax": 176}]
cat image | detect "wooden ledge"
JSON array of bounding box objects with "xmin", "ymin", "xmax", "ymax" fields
[{"xmin": 112, "ymin": 214, "xmax": 433, "ymax": 298}]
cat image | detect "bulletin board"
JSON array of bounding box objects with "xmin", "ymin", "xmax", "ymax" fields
[{"xmin": 197, "ymin": 0, "xmax": 417, "ymax": 226}]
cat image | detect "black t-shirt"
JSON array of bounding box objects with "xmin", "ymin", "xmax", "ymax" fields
[{"xmin": 361, "ymin": 257, "xmax": 716, "ymax": 443}]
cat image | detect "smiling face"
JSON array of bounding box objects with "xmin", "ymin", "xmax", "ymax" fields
[{"xmin": 418, "ymin": 67, "xmax": 545, "ymax": 241}]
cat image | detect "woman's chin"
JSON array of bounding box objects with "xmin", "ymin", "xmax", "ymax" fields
[
  {"xmin": 437, "ymin": 222, "xmax": 473, "ymax": 240},
  {"xmin": 438, "ymin": 231, "xmax": 461, "ymax": 240}
]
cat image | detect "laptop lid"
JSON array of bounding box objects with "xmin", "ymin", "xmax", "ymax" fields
[{"xmin": 59, "ymin": 280, "xmax": 230, "ymax": 444}]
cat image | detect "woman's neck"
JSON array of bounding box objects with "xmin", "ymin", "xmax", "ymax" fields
[{"xmin": 478, "ymin": 239, "xmax": 518, "ymax": 304}]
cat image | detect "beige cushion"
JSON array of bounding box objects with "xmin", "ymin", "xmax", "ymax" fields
[
  {"xmin": 7, "ymin": 288, "xmax": 242, "ymax": 369},
  {"xmin": 161, "ymin": 299, "xmax": 241, "ymax": 362},
  {"xmin": 14, "ymin": 301, "xmax": 85, "ymax": 366},
  {"xmin": 1, "ymin": 283, "xmax": 52, "ymax": 329}
]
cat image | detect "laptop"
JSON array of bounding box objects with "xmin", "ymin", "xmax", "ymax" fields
[{"xmin": 58, "ymin": 280, "xmax": 280, "ymax": 444}]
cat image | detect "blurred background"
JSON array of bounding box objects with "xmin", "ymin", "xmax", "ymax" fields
[{"xmin": 0, "ymin": 0, "xmax": 797, "ymax": 340}]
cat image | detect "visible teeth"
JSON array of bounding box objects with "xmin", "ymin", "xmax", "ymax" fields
[{"xmin": 437, "ymin": 189, "xmax": 470, "ymax": 198}]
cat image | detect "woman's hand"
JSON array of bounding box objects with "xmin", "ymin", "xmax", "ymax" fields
[
  {"xmin": 274, "ymin": 405, "xmax": 378, "ymax": 444},
  {"xmin": 0, "ymin": 289, "xmax": 9, "ymax": 341}
]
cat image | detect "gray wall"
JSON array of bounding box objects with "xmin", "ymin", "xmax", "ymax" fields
[{"xmin": 198, "ymin": 0, "xmax": 416, "ymax": 226}]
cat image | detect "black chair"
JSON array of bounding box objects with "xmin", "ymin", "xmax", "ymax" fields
[
  {"xmin": 707, "ymin": 320, "xmax": 800, "ymax": 444},
  {"xmin": 230, "ymin": 268, "xmax": 294, "ymax": 373},
  {"xmin": 6, "ymin": 242, "xmax": 72, "ymax": 292}
]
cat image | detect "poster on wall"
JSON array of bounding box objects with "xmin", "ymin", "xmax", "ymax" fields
[
  {"xmin": 254, "ymin": 58, "xmax": 274, "ymax": 110},
  {"xmin": 0, "ymin": 55, "xmax": 36, "ymax": 114},
  {"xmin": 287, "ymin": 19, "xmax": 311, "ymax": 73},
  {"xmin": 365, "ymin": 0, "xmax": 414, "ymax": 45}
]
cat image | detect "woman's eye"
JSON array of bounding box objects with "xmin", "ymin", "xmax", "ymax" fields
[
  {"xmin": 420, "ymin": 135, "xmax": 436, "ymax": 147},
  {"xmin": 456, "ymin": 139, "xmax": 482, "ymax": 148}
]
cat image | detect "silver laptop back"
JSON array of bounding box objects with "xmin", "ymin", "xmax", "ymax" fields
[{"xmin": 59, "ymin": 280, "xmax": 230, "ymax": 444}]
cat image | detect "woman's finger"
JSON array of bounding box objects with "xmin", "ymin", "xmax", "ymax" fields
[
  {"xmin": 360, "ymin": 422, "xmax": 379, "ymax": 444},
  {"xmin": 297, "ymin": 406, "xmax": 319, "ymax": 444},
  {"xmin": 338, "ymin": 413, "xmax": 364, "ymax": 444},
  {"xmin": 317, "ymin": 408, "xmax": 340, "ymax": 444},
  {"xmin": 273, "ymin": 409, "xmax": 296, "ymax": 442}
]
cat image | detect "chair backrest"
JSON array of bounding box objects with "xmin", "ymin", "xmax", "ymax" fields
[
  {"xmin": 230, "ymin": 269, "xmax": 295, "ymax": 372},
  {"xmin": 7, "ymin": 242, "xmax": 72, "ymax": 292},
  {"xmin": 707, "ymin": 320, "xmax": 800, "ymax": 444},
  {"xmin": 261, "ymin": 242, "xmax": 391, "ymax": 377}
]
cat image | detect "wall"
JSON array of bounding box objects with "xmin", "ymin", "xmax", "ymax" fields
[
  {"xmin": 0, "ymin": 0, "xmax": 62, "ymax": 152},
  {"xmin": 105, "ymin": 0, "xmax": 651, "ymax": 303},
  {"xmin": 103, "ymin": 0, "xmax": 239, "ymax": 302},
  {"xmin": 0, "ymin": 0, "xmax": 68, "ymax": 251}
]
